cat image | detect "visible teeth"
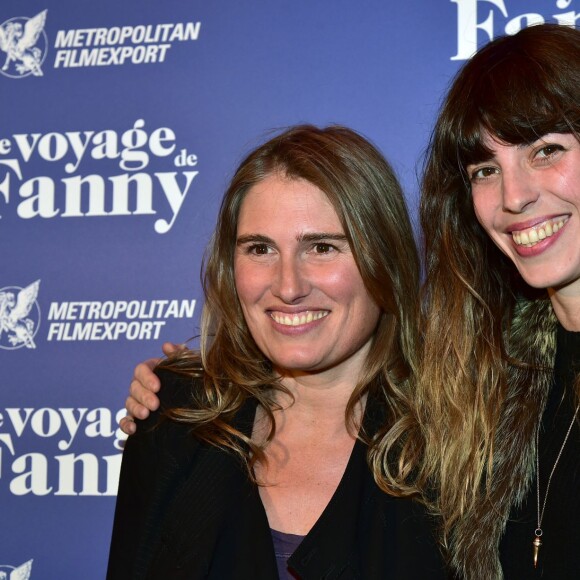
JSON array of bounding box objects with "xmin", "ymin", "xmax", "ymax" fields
[
  {"xmin": 271, "ymin": 311, "xmax": 328, "ymax": 326},
  {"xmin": 511, "ymin": 217, "xmax": 567, "ymax": 247}
]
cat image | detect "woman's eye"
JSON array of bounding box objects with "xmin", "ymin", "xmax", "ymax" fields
[
  {"xmin": 470, "ymin": 166, "xmax": 498, "ymax": 180},
  {"xmin": 248, "ymin": 243, "xmax": 270, "ymax": 255},
  {"xmin": 536, "ymin": 143, "xmax": 564, "ymax": 159},
  {"xmin": 313, "ymin": 243, "xmax": 334, "ymax": 254}
]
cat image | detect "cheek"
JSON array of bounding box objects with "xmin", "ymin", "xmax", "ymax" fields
[
  {"xmin": 234, "ymin": 268, "xmax": 248, "ymax": 309},
  {"xmin": 328, "ymin": 265, "xmax": 379, "ymax": 318},
  {"xmin": 233, "ymin": 261, "xmax": 250, "ymax": 309},
  {"xmin": 359, "ymin": 293, "xmax": 381, "ymax": 329},
  {"xmin": 472, "ymin": 196, "xmax": 495, "ymax": 236},
  {"xmin": 564, "ymin": 177, "xmax": 580, "ymax": 207},
  {"xmin": 234, "ymin": 261, "xmax": 265, "ymax": 311},
  {"xmin": 313, "ymin": 264, "xmax": 356, "ymax": 300}
]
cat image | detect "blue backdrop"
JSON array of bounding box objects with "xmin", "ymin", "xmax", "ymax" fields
[{"xmin": 1, "ymin": 1, "xmax": 576, "ymax": 577}]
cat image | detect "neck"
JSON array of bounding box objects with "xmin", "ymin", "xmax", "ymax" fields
[
  {"xmin": 548, "ymin": 286, "xmax": 580, "ymax": 331},
  {"xmin": 256, "ymin": 369, "xmax": 365, "ymax": 442},
  {"xmin": 272, "ymin": 344, "xmax": 370, "ymax": 418},
  {"xmin": 278, "ymin": 377, "xmax": 360, "ymax": 430}
]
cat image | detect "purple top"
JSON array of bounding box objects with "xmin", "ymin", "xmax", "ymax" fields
[{"xmin": 271, "ymin": 528, "xmax": 304, "ymax": 579}]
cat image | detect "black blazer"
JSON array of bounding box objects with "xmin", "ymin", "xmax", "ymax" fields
[{"xmin": 107, "ymin": 370, "xmax": 446, "ymax": 579}]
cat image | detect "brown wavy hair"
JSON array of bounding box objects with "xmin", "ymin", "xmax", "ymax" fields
[
  {"xmin": 417, "ymin": 23, "xmax": 580, "ymax": 554},
  {"xmin": 162, "ymin": 124, "xmax": 422, "ymax": 493}
]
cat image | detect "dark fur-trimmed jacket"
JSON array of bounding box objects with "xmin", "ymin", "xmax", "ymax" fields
[{"xmin": 449, "ymin": 297, "xmax": 558, "ymax": 579}]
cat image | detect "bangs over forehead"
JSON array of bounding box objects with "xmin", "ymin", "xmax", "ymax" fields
[{"xmin": 445, "ymin": 24, "xmax": 580, "ymax": 168}]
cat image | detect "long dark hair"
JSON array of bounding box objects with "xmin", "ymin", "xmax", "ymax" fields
[{"xmin": 418, "ymin": 23, "xmax": 580, "ymax": 561}]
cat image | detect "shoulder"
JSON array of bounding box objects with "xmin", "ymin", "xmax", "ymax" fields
[
  {"xmin": 130, "ymin": 364, "xmax": 202, "ymax": 435},
  {"xmin": 118, "ymin": 369, "xmax": 202, "ymax": 475},
  {"xmin": 155, "ymin": 366, "xmax": 200, "ymax": 409},
  {"xmin": 124, "ymin": 369, "xmax": 199, "ymax": 458}
]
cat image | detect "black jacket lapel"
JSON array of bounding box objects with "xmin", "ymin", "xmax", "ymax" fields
[{"xmin": 146, "ymin": 398, "xmax": 258, "ymax": 578}]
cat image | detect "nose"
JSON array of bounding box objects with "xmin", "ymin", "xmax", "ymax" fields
[
  {"xmin": 271, "ymin": 255, "xmax": 310, "ymax": 303},
  {"xmin": 501, "ymin": 166, "xmax": 539, "ymax": 214}
]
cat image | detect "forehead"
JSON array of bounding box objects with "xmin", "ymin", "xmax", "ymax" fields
[
  {"xmin": 237, "ymin": 174, "xmax": 342, "ymax": 233},
  {"xmin": 463, "ymin": 129, "xmax": 515, "ymax": 166},
  {"xmin": 477, "ymin": 130, "xmax": 559, "ymax": 159},
  {"xmin": 475, "ymin": 131, "xmax": 510, "ymax": 157}
]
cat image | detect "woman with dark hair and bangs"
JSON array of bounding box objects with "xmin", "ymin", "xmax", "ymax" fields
[{"xmin": 418, "ymin": 23, "xmax": 580, "ymax": 579}]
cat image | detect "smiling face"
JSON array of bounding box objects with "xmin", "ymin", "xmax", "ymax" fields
[
  {"xmin": 234, "ymin": 173, "xmax": 381, "ymax": 382},
  {"xmin": 467, "ymin": 132, "xmax": 580, "ymax": 296}
]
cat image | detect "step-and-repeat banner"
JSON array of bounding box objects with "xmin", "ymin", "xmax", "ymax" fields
[{"xmin": 1, "ymin": 1, "xmax": 575, "ymax": 577}]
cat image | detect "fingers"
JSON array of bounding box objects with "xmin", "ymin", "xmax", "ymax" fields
[
  {"xmin": 129, "ymin": 376, "xmax": 160, "ymax": 411},
  {"xmin": 161, "ymin": 341, "xmax": 185, "ymax": 357},
  {"xmin": 119, "ymin": 415, "xmax": 136, "ymax": 436},
  {"xmin": 121, "ymin": 345, "xmax": 187, "ymax": 436},
  {"xmin": 136, "ymin": 357, "xmax": 162, "ymax": 377},
  {"xmin": 125, "ymin": 389, "xmax": 149, "ymax": 416}
]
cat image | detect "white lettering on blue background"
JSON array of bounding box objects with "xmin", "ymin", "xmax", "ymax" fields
[{"xmin": 452, "ymin": 0, "xmax": 579, "ymax": 60}]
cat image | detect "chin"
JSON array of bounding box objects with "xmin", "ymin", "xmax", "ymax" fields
[
  {"xmin": 517, "ymin": 268, "xmax": 578, "ymax": 292},
  {"xmin": 270, "ymin": 353, "xmax": 327, "ymax": 374}
]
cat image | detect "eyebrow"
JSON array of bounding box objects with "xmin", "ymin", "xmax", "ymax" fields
[
  {"xmin": 236, "ymin": 232, "xmax": 348, "ymax": 245},
  {"xmin": 236, "ymin": 234, "xmax": 272, "ymax": 246},
  {"xmin": 298, "ymin": 232, "xmax": 347, "ymax": 243}
]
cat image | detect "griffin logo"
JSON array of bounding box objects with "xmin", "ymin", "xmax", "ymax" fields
[
  {"xmin": 0, "ymin": 281, "xmax": 41, "ymax": 350},
  {"xmin": 0, "ymin": 560, "xmax": 33, "ymax": 580},
  {"xmin": 0, "ymin": 10, "xmax": 48, "ymax": 78}
]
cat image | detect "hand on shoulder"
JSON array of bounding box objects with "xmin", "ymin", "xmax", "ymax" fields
[{"xmin": 119, "ymin": 342, "xmax": 186, "ymax": 435}]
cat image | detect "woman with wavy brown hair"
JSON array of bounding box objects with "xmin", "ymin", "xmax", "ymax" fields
[
  {"xmin": 108, "ymin": 125, "xmax": 444, "ymax": 579},
  {"xmin": 418, "ymin": 24, "xmax": 580, "ymax": 579}
]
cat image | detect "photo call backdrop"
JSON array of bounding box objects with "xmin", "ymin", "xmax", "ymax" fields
[{"xmin": 1, "ymin": 1, "xmax": 577, "ymax": 577}]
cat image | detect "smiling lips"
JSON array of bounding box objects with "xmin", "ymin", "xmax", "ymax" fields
[
  {"xmin": 511, "ymin": 216, "xmax": 568, "ymax": 247},
  {"xmin": 270, "ymin": 310, "xmax": 329, "ymax": 327}
]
